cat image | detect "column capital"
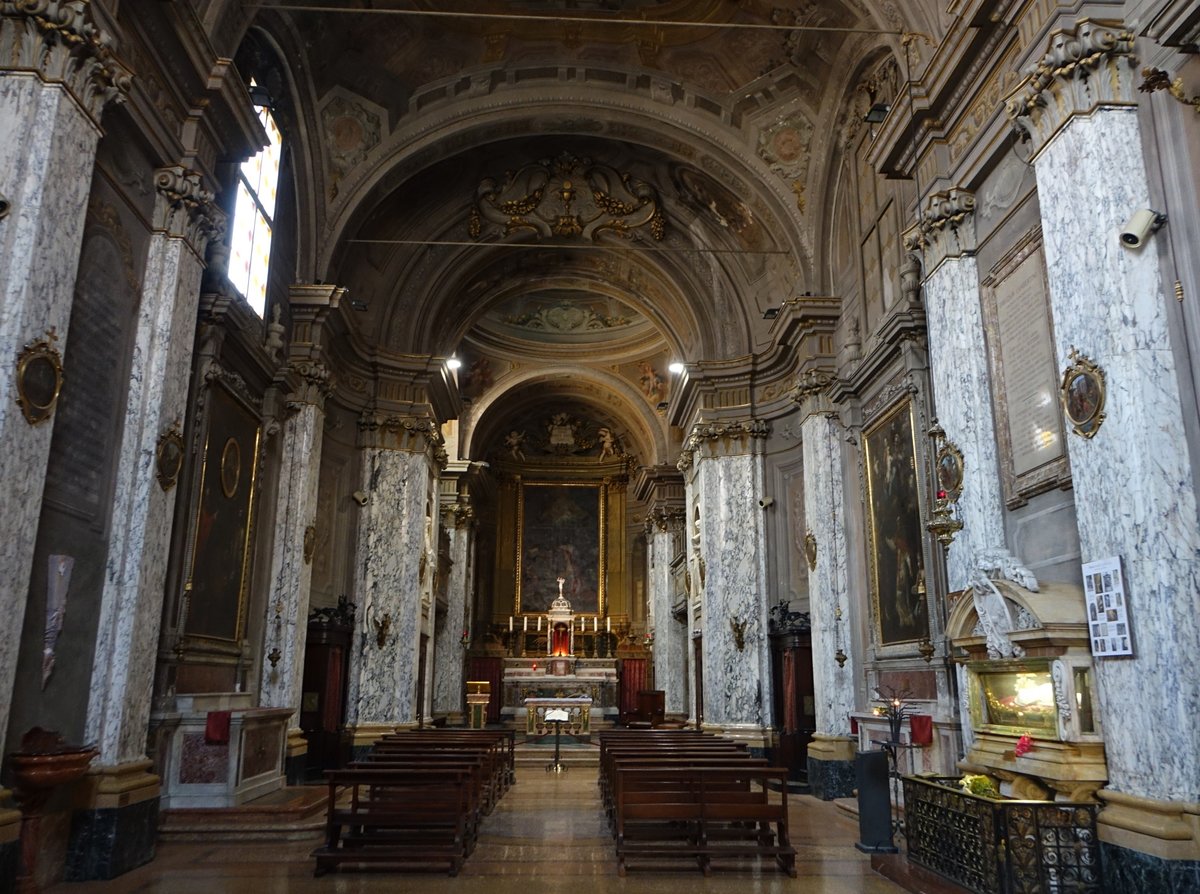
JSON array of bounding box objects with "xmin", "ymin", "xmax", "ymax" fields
[
  {"xmin": 793, "ymin": 367, "xmax": 839, "ymax": 422},
  {"xmin": 441, "ymin": 499, "xmax": 475, "ymax": 529},
  {"xmin": 0, "ymin": 0, "xmax": 131, "ymax": 123},
  {"xmin": 644, "ymin": 505, "xmax": 685, "ymax": 536},
  {"xmin": 678, "ymin": 418, "xmax": 768, "ymax": 470},
  {"xmin": 1005, "ymin": 18, "xmax": 1139, "ymax": 159},
  {"xmin": 154, "ymin": 166, "xmax": 224, "ymax": 256},
  {"xmin": 905, "ymin": 188, "xmax": 977, "ymax": 274},
  {"xmin": 359, "ymin": 410, "xmax": 448, "ymax": 467}
]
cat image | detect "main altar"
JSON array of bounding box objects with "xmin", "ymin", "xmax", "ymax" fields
[{"xmin": 501, "ymin": 583, "xmax": 619, "ymax": 733}]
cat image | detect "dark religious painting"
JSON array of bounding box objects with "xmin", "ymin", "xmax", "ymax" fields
[
  {"xmin": 517, "ymin": 482, "xmax": 606, "ymax": 614},
  {"xmin": 185, "ymin": 382, "xmax": 261, "ymax": 641},
  {"xmin": 863, "ymin": 400, "xmax": 927, "ymax": 646}
]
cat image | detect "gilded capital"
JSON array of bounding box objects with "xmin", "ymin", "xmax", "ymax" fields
[
  {"xmin": 905, "ymin": 188, "xmax": 977, "ymax": 273},
  {"xmin": 1006, "ymin": 19, "xmax": 1139, "ymax": 158},
  {"xmin": 358, "ymin": 411, "xmax": 448, "ymax": 468},
  {"xmin": 682, "ymin": 418, "xmax": 769, "ymax": 460},
  {"xmin": 0, "ymin": 0, "xmax": 131, "ymax": 122},
  {"xmin": 154, "ymin": 166, "xmax": 223, "ymax": 253}
]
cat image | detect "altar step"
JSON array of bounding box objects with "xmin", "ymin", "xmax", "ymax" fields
[
  {"xmin": 158, "ymin": 785, "xmax": 328, "ymax": 841},
  {"xmin": 514, "ymin": 743, "xmax": 600, "ymax": 770}
]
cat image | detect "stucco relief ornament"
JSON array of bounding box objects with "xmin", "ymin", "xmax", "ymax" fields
[
  {"xmin": 969, "ymin": 566, "xmax": 1024, "ymax": 660},
  {"xmin": 804, "ymin": 531, "xmax": 817, "ymax": 571}
]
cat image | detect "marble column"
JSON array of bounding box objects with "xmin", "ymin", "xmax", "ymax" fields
[
  {"xmin": 69, "ymin": 169, "xmax": 218, "ymax": 879},
  {"xmin": 645, "ymin": 507, "xmax": 686, "ymax": 717},
  {"xmin": 678, "ymin": 420, "xmax": 772, "ymax": 748},
  {"xmin": 257, "ymin": 285, "xmax": 343, "ymax": 781},
  {"xmin": 345, "ymin": 414, "xmax": 444, "ymax": 755},
  {"xmin": 798, "ymin": 380, "xmax": 857, "ymax": 799},
  {"xmin": 907, "ymin": 192, "xmax": 1007, "ymax": 591},
  {"xmin": 432, "ymin": 499, "xmax": 474, "ymax": 724},
  {"xmin": 0, "ymin": 0, "xmax": 128, "ymax": 746},
  {"xmin": 1009, "ymin": 18, "xmax": 1200, "ymax": 877}
]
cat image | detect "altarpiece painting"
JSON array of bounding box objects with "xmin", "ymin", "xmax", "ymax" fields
[{"xmin": 516, "ymin": 481, "xmax": 606, "ymax": 615}]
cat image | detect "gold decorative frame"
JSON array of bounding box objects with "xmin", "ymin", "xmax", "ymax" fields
[
  {"xmin": 515, "ymin": 480, "xmax": 607, "ymax": 615},
  {"xmin": 804, "ymin": 531, "xmax": 817, "ymax": 571},
  {"xmin": 862, "ymin": 398, "xmax": 928, "ymax": 647},
  {"xmin": 15, "ymin": 329, "xmax": 64, "ymax": 426},
  {"xmin": 935, "ymin": 440, "xmax": 964, "ymax": 501},
  {"xmin": 1061, "ymin": 349, "xmax": 1106, "ymax": 439},
  {"xmin": 155, "ymin": 423, "xmax": 185, "ymax": 491}
]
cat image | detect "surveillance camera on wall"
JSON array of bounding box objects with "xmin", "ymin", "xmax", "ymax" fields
[
  {"xmin": 1119, "ymin": 209, "xmax": 1166, "ymax": 249},
  {"xmin": 351, "ymin": 490, "xmax": 369, "ymax": 506},
  {"xmin": 758, "ymin": 497, "xmax": 775, "ymax": 509}
]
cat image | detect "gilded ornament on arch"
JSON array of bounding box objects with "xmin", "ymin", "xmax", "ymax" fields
[
  {"xmin": 14, "ymin": 328, "xmax": 64, "ymax": 426},
  {"xmin": 155, "ymin": 422, "xmax": 185, "ymax": 491},
  {"xmin": 1060, "ymin": 349, "xmax": 1106, "ymax": 439},
  {"xmin": 804, "ymin": 531, "xmax": 817, "ymax": 571},
  {"xmin": 935, "ymin": 440, "xmax": 965, "ymax": 501}
]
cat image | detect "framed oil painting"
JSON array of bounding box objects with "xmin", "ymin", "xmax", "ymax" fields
[
  {"xmin": 863, "ymin": 399, "xmax": 927, "ymax": 646},
  {"xmin": 184, "ymin": 381, "xmax": 261, "ymax": 641},
  {"xmin": 516, "ymin": 481, "xmax": 606, "ymax": 615}
]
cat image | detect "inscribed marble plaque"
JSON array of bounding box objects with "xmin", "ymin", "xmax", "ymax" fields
[{"xmin": 993, "ymin": 245, "xmax": 1063, "ymax": 476}]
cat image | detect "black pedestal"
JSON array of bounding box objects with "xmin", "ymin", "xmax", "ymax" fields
[{"xmin": 854, "ymin": 749, "xmax": 897, "ymax": 854}]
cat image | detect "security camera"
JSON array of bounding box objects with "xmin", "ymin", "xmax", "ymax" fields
[
  {"xmin": 351, "ymin": 490, "xmax": 369, "ymax": 506},
  {"xmin": 758, "ymin": 497, "xmax": 775, "ymax": 509},
  {"xmin": 1119, "ymin": 209, "xmax": 1166, "ymax": 249}
]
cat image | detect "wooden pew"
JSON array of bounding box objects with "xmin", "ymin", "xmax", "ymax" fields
[{"xmin": 612, "ymin": 765, "xmax": 797, "ymax": 878}]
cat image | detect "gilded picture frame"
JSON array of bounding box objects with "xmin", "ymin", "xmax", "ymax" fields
[
  {"xmin": 1060, "ymin": 349, "xmax": 1106, "ymax": 439},
  {"xmin": 516, "ymin": 480, "xmax": 606, "ymax": 615},
  {"xmin": 15, "ymin": 331, "xmax": 64, "ymax": 426},
  {"xmin": 183, "ymin": 381, "xmax": 261, "ymax": 642},
  {"xmin": 863, "ymin": 398, "xmax": 928, "ymax": 647}
]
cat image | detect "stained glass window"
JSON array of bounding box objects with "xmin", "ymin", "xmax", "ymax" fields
[{"xmin": 229, "ymin": 95, "xmax": 281, "ymax": 317}]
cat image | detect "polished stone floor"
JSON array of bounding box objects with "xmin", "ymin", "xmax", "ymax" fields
[{"xmin": 51, "ymin": 766, "xmax": 905, "ymax": 893}]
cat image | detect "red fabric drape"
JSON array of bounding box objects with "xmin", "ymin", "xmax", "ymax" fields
[
  {"xmin": 781, "ymin": 649, "xmax": 799, "ymax": 733},
  {"xmin": 205, "ymin": 711, "xmax": 232, "ymax": 745},
  {"xmin": 909, "ymin": 713, "xmax": 933, "ymax": 745}
]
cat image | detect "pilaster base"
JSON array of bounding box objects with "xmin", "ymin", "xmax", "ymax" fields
[
  {"xmin": 701, "ymin": 723, "xmax": 769, "ymax": 757},
  {"xmin": 807, "ymin": 734, "xmax": 857, "ymax": 801},
  {"xmin": 65, "ymin": 762, "xmax": 160, "ymax": 880},
  {"xmin": 0, "ymin": 790, "xmax": 19, "ymax": 893},
  {"xmin": 344, "ymin": 722, "xmax": 407, "ymax": 762}
]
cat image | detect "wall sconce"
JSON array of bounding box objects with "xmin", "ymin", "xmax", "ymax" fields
[
  {"xmin": 729, "ymin": 616, "xmax": 748, "ymax": 651},
  {"xmin": 864, "ymin": 102, "xmax": 890, "ymax": 123}
]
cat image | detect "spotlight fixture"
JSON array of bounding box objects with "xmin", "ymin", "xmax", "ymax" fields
[
  {"xmin": 668, "ymin": 362, "xmax": 685, "ymax": 374},
  {"xmin": 656, "ymin": 401, "xmax": 669, "ymax": 412},
  {"xmin": 349, "ymin": 298, "xmax": 369, "ymax": 312},
  {"xmin": 762, "ymin": 307, "xmax": 780, "ymax": 320},
  {"xmin": 864, "ymin": 102, "xmax": 890, "ymax": 124},
  {"xmin": 446, "ymin": 357, "xmax": 462, "ymax": 370},
  {"xmin": 248, "ymin": 83, "xmax": 273, "ymax": 109}
]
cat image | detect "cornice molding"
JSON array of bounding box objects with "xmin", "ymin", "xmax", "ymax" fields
[
  {"xmin": 358, "ymin": 411, "xmax": 448, "ymax": 468},
  {"xmin": 1006, "ymin": 18, "xmax": 1139, "ymax": 159}
]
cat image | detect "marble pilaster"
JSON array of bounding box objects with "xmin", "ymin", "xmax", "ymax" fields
[
  {"xmin": 0, "ymin": 0, "xmax": 128, "ymax": 744},
  {"xmin": 680, "ymin": 420, "xmax": 772, "ymax": 736},
  {"xmin": 646, "ymin": 507, "xmax": 686, "ymax": 716},
  {"xmin": 432, "ymin": 500, "xmax": 473, "ymax": 722},
  {"xmin": 346, "ymin": 415, "xmax": 443, "ymax": 730},
  {"xmin": 799, "ymin": 407, "xmax": 855, "ymax": 737},
  {"xmin": 1009, "ymin": 19, "xmax": 1200, "ymax": 806},
  {"xmin": 908, "ymin": 193, "xmax": 1007, "ymax": 591},
  {"xmin": 85, "ymin": 169, "xmax": 219, "ymax": 768},
  {"xmin": 258, "ymin": 286, "xmax": 344, "ymax": 743}
]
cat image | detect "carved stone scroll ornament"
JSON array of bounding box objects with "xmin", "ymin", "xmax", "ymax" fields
[
  {"xmin": 0, "ymin": 0, "xmax": 132, "ymax": 120},
  {"xmin": 969, "ymin": 567, "xmax": 1024, "ymax": 660},
  {"xmin": 470, "ymin": 152, "xmax": 665, "ymax": 243}
]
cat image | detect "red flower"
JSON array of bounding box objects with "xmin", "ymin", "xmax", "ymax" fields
[{"xmin": 1014, "ymin": 733, "xmax": 1033, "ymax": 757}]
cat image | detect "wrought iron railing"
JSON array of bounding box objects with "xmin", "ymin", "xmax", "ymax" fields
[{"xmin": 902, "ymin": 776, "xmax": 1101, "ymax": 894}]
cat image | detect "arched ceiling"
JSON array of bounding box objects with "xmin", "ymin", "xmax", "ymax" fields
[{"xmin": 238, "ymin": 0, "xmax": 943, "ymax": 466}]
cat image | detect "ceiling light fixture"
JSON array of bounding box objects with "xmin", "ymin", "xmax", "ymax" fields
[
  {"xmin": 668, "ymin": 362, "xmax": 685, "ymax": 374},
  {"xmin": 349, "ymin": 298, "xmax": 368, "ymax": 312},
  {"xmin": 446, "ymin": 357, "xmax": 462, "ymax": 370},
  {"xmin": 762, "ymin": 307, "xmax": 780, "ymax": 320}
]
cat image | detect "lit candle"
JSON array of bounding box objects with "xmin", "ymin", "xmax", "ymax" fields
[
  {"xmin": 593, "ymin": 617, "xmax": 598, "ymax": 632},
  {"xmin": 606, "ymin": 617, "xmax": 611, "ymax": 633},
  {"xmin": 523, "ymin": 616, "xmax": 528, "ymax": 632},
  {"xmin": 538, "ymin": 616, "xmax": 542, "ymax": 632},
  {"xmin": 509, "ymin": 616, "xmax": 514, "ymax": 632}
]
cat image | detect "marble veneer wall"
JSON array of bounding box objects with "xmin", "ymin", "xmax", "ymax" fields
[
  {"xmin": 646, "ymin": 510, "xmax": 686, "ymax": 716},
  {"xmin": 0, "ymin": 8, "xmax": 126, "ymax": 745},
  {"xmin": 432, "ymin": 502, "xmax": 473, "ymax": 721},
  {"xmin": 801, "ymin": 407, "xmax": 857, "ymax": 799},
  {"xmin": 1009, "ymin": 19, "xmax": 1200, "ymax": 876},
  {"xmin": 913, "ymin": 195, "xmax": 1007, "ymax": 591},
  {"xmin": 681, "ymin": 422, "xmax": 772, "ymax": 741},
  {"xmin": 346, "ymin": 420, "xmax": 439, "ymax": 749}
]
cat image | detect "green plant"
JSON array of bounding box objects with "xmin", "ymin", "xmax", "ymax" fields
[{"xmin": 959, "ymin": 773, "xmax": 999, "ymax": 798}]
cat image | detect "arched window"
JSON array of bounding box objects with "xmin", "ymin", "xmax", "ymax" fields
[{"xmin": 229, "ymin": 92, "xmax": 282, "ymax": 317}]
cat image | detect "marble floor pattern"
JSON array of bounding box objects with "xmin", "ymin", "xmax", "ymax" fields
[{"xmin": 51, "ymin": 766, "xmax": 906, "ymax": 893}]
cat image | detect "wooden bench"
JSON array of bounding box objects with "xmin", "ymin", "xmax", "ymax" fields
[
  {"xmin": 312, "ymin": 766, "xmax": 476, "ymax": 876},
  {"xmin": 612, "ymin": 765, "xmax": 797, "ymax": 877}
]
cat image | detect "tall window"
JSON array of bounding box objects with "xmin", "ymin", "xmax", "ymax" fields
[{"xmin": 230, "ymin": 95, "xmax": 282, "ymax": 317}]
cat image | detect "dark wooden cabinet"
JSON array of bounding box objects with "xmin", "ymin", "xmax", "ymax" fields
[
  {"xmin": 300, "ymin": 620, "xmax": 352, "ymax": 779},
  {"xmin": 770, "ymin": 630, "xmax": 815, "ymax": 783}
]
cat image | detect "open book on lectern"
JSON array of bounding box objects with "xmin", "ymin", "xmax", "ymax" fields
[{"xmin": 545, "ymin": 708, "xmax": 570, "ymax": 722}]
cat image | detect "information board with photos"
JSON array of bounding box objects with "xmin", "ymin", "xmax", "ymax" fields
[{"xmin": 1083, "ymin": 556, "xmax": 1132, "ymax": 658}]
